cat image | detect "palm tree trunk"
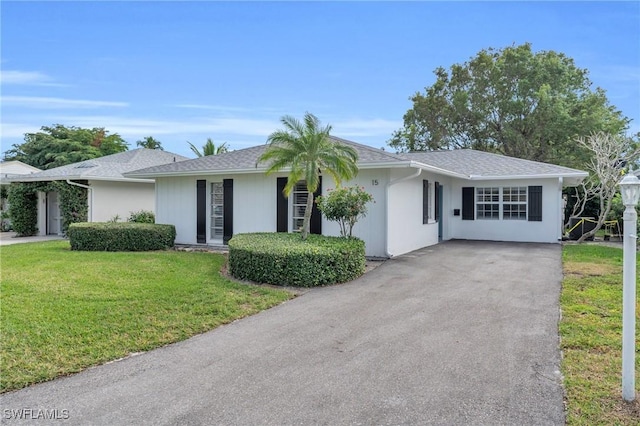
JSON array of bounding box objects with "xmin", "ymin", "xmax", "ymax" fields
[{"xmin": 301, "ymin": 192, "xmax": 314, "ymax": 240}]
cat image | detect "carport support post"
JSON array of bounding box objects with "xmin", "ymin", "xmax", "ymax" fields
[{"xmin": 620, "ymin": 173, "xmax": 640, "ymax": 402}]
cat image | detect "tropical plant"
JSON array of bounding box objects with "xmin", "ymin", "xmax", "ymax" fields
[
  {"xmin": 136, "ymin": 136, "xmax": 163, "ymax": 150},
  {"xmin": 317, "ymin": 186, "xmax": 374, "ymax": 237},
  {"xmin": 187, "ymin": 138, "xmax": 229, "ymax": 157},
  {"xmin": 258, "ymin": 112, "xmax": 359, "ymax": 239},
  {"xmin": 3, "ymin": 124, "xmax": 128, "ymax": 169}
]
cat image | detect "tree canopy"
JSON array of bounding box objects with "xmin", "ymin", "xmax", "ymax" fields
[
  {"xmin": 258, "ymin": 112, "xmax": 359, "ymax": 239},
  {"xmin": 136, "ymin": 136, "xmax": 164, "ymax": 150},
  {"xmin": 3, "ymin": 124, "xmax": 129, "ymax": 169},
  {"xmin": 389, "ymin": 43, "xmax": 630, "ymax": 168}
]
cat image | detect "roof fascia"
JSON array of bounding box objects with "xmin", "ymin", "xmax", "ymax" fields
[
  {"xmin": 467, "ymin": 172, "xmax": 589, "ymax": 181},
  {"xmin": 127, "ymin": 160, "xmax": 465, "ymax": 179},
  {"xmin": 6, "ymin": 176, "xmax": 154, "ymax": 184}
]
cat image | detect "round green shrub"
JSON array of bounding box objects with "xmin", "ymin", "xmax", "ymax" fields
[
  {"xmin": 68, "ymin": 222, "xmax": 176, "ymax": 251},
  {"xmin": 228, "ymin": 233, "xmax": 366, "ymax": 287}
]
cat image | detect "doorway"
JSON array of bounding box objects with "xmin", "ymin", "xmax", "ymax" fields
[{"xmin": 47, "ymin": 192, "xmax": 61, "ymax": 235}]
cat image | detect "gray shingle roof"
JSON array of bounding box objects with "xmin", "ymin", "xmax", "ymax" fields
[
  {"xmin": 399, "ymin": 149, "xmax": 588, "ymax": 179},
  {"xmin": 8, "ymin": 149, "xmax": 190, "ymax": 182},
  {"xmin": 124, "ymin": 137, "xmax": 587, "ymax": 181},
  {"xmin": 125, "ymin": 137, "xmax": 407, "ymax": 177}
]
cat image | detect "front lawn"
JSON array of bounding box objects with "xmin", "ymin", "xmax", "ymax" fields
[
  {"xmin": 0, "ymin": 241, "xmax": 293, "ymax": 392},
  {"xmin": 561, "ymin": 244, "xmax": 640, "ymax": 424}
]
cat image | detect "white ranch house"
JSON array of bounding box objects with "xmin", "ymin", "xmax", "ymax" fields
[
  {"xmin": 8, "ymin": 149, "xmax": 188, "ymax": 235},
  {"xmin": 125, "ymin": 137, "xmax": 588, "ymax": 258}
]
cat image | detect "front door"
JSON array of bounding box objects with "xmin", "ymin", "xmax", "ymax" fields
[
  {"xmin": 210, "ymin": 182, "xmax": 224, "ymax": 243},
  {"xmin": 47, "ymin": 192, "xmax": 61, "ymax": 235}
]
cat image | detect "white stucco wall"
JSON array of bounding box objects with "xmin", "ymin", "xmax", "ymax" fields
[
  {"xmin": 231, "ymin": 174, "xmax": 278, "ymax": 235},
  {"xmin": 153, "ymin": 169, "xmax": 567, "ymax": 257},
  {"xmin": 322, "ymin": 169, "xmax": 388, "ymax": 258},
  {"xmin": 447, "ymin": 177, "xmax": 563, "ymax": 243},
  {"xmin": 156, "ymin": 174, "xmax": 278, "ymax": 245},
  {"xmin": 386, "ymin": 169, "xmax": 440, "ymax": 257},
  {"xmin": 156, "ymin": 171, "xmax": 389, "ymax": 256},
  {"xmin": 155, "ymin": 176, "xmax": 198, "ymax": 244},
  {"xmin": 89, "ymin": 180, "xmax": 156, "ymax": 223}
]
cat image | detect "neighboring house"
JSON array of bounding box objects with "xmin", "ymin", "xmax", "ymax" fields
[
  {"xmin": 0, "ymin": 161, "xmax": 42, "ymax": 229},
  {"xmin": 125, "ymin": 137, "xmax": 588, "ymax": 258},
  {"xmin": 8, "ymin": 149, "xmax": 189, "ymax": 235}
]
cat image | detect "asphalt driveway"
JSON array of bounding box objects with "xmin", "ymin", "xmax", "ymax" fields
[{"xmin": 0, "ymin": 240, "xmax": 565, "ymax": 425}]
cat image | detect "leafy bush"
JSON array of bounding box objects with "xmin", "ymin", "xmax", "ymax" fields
[
  {"xmin": 5, "ymin": 181, "xmax": 87, "ymax": 236},
  {"xmin": 128, "ymin": 210, "xmax": 155, "ymax": 224},
  {"xmin": 228, "ymin": 233, "xmax": 365, "ymax": 287},
  {"xmin": 68, "ymin": 222, "xmax": 176, "ymax": 251},
  {"xmin": 317, "ymin": 186, "xmax": 374, "ymax": 237},
  {"xmin": 57, "ymin": 182, "xmax": 88, "ymax": 234},
  {"xmin": 7, "ymin": 183, "xmax": 38, "ymax": 236}
]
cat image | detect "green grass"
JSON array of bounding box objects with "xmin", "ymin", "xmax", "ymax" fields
[
  {"xmin": 561, "ymin": 244, "xmax": 640, "ymax": 424},
  {"xmin": 0, "ymin": 241, "xmax": 293, "ymax": 392}
]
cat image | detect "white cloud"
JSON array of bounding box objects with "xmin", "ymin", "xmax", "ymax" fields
[
  {"xmin": 0, "ymin": 122, "xmax": 42, "ymax": 139},
  {"xmin": 0, "ymin": 70, "xmax": 67, "ymax": 86},
  {"xmin": 2, "ymin": 96, "xmax": 128, "ymax": 109}
]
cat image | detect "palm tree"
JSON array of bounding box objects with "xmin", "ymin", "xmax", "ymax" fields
[
  {"xmin": 258, "ymin": 112, "xmax": 359, "ymax": 240},
  {"xmin": 136, "ymin": 136, "xmax": 163, "ymax": 150},
  {"xmin": 188, "ymin": 138, "xmax": 229, "ymax": 157}
]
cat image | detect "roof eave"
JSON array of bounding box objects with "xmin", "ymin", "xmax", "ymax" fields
[
  {"xmin": 467, "ymin": 172, "xmax": 589, "ymax": 181},
  {"xmin": 6, "ymin": 176, "xmax": 155, "ymax": 184},
  {"xmin": 124, "ymin": 167, "xmax": 271, "ymax": 179}
]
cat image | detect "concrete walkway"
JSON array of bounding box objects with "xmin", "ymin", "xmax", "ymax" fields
[
  {"xmin": 0, "ymin": 232, "xmax": 64, "ymax": 246},
  {"xmin": 0, "ymin": 241, "xmax": 565, "ymax": 425}
]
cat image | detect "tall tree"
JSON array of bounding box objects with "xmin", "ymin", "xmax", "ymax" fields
[
  {"xmin": 258, "ymin": 112, "xmax": 359, "ymax": 240},
  {"xmin": 389, "ymin": 43, "xmax": 630, "ymax": 168},
  {"xmin": 136, "ymin": 136, "xmax": 163, "ymax": 150},
  {"xmin": 2, "ymin": 124, "xmax": 128, "ymax": 169},
  {"xmin": 573, "ymin": 132, "xmax": 640, "ymax": 242},
  {"xmin": 187, "ymin": 138, "xmax": 229, "ymax": 157}
]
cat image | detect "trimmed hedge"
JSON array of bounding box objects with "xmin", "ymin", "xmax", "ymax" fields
[
  {"xmin": 228, "ymin": 233, "xmax": 366, "ymax": 287},
  {"xmin": 68, "ymin": 222, "xmax": 176, "ymax": 251}
]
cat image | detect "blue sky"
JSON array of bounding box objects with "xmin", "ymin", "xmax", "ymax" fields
[{"xmin": 1, "ymin": 1, "xmax": 639, "ymax": 158}]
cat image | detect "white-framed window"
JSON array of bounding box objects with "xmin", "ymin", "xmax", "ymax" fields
[
  {"xmin": 476, "ymin": 187, "xmax": 500, "ymax": 220},
  {"xmin": 502, "ymin": 187, "xmax": 527, "ymax": 220},
  {"xmin": 292, "ymin": 181, "xmax": 308, "ymax": 232},
  {"xmin": 210, "ymin": 182, "xmax": 223, "ymax": 241}
]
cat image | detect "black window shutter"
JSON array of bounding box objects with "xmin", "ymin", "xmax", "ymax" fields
[
  {"xmin": 310, "ymin": 176, "xmax": 322, "ymax": 235},
  {"xmin": 223, "ymin": 179, "xmax": 233, "ymax": 244},
  {"xmin": 434, "ymin": 182, "xmax": 440, "ymax": 222},
  {"xmin": 423, "ymin": 180, "xmax": 429, "ymax": 224},
  {"xmin": 528, "ymin": 185, "xmax": 543, "ymax": 222},
  {"xmin": 276, "ymin": 177, "xmax": 288, "ymax": 232},
  {"xmin": 196, "ymin": 180, "xmax": 206, "ymax": 243},
  {"xmin": 462, "ymin": 187, "xmax": 474, "ymax": 220}
]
